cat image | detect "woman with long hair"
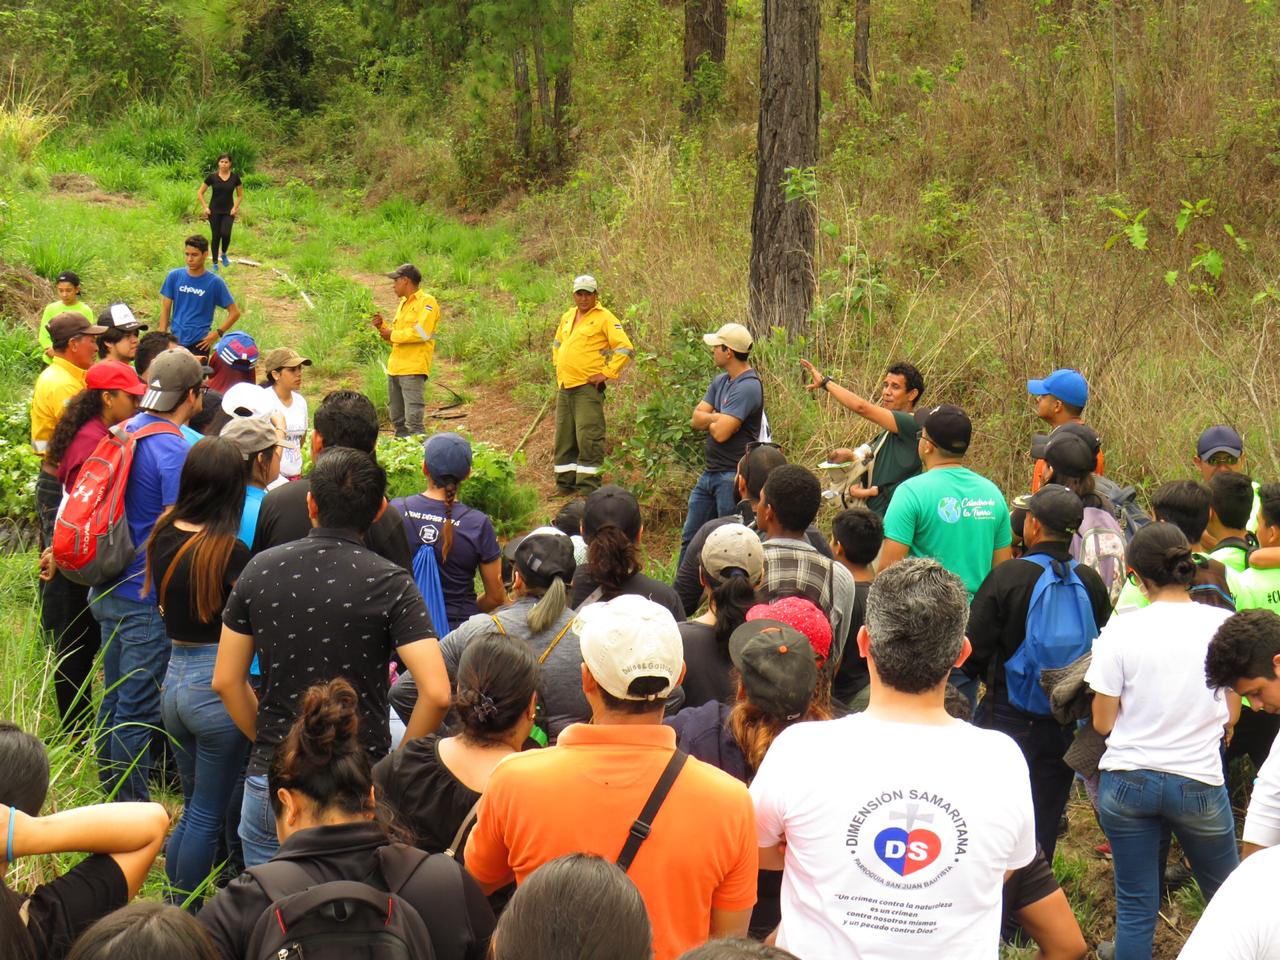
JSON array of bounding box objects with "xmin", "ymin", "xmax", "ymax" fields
[
  {"xmin": 42, "ymin": 361, "xmax": 145, "ymax": 730},
  {"xmin": 144, "ymin": 437, "xmax": 252, "ymax": 908},
  {"xmin": 258, "ymin": 347, "xmax": 310, "ymax": 482},
  {"xmin": 197, "ymin": 153, "xmax": 243, "ymax": 270},
  {"xmin": 376, "ymin": 633, "xmax": 539, "ymax": 856},
  {"xmin": 680, "ymin": 523, "xmax": 764, "ymax": 708},
  {"xmin": 0, "ymin": 723, "xmax": 168, "ymax": 960},
  {"xmin": 569, "ymin": 485, "xmax": 682, "ymax": 619},
  {"xmin": 392, "ymin": 433, "xmax": 505, "ymax": 632},
  {"xmin": 196, "ymin": 678, "xmax": 495, "ymax": 960},
  {"xmin": 1086, "ymin": 522, "xmax": 1240, "ymax": 960}
]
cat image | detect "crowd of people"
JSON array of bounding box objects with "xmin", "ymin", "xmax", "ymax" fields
[{"xmin": 10, "ymin": 243, "xmax": 1280, "ymax": 960}]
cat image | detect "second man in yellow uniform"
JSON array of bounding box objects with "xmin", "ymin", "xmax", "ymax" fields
[{"xmin": 372, "ymin": 263, "xmax": 440, "ymax": 437}]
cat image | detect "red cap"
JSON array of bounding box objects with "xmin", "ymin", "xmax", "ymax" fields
[
  {"xmin": 746, "ymin": 596, "xmax": 833, "ymax": 663},
  {"xmin": 85, "ymin": 360, "xmax": 146, "ymax": 396}
]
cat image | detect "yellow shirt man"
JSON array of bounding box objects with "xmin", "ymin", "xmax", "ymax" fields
[
  {"xmin": 552, "ymin": 301, "xmax": 634, "ymax": 388},
  {"xmin": 386, "ymin": 288, "xmax": 440, "ymax": 376},
  {"xmin": 31, "ymin": 357, "xmax": 88, "ymax": 455}
]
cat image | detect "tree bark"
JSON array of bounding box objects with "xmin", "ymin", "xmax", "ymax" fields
[
  {"xmin": 513, "ymin": 45, "xmax": 533, "ymax": 162},
  {"xmin": 550, "ymin": 0, "xmax": 573, "ymax": 167},
  {"xmin": 971, "ymin": 0, "xmax": 985, "ymax": 19},
  {"xmin": 853, "ymin": 0, "xmax": 871, "ymax": 99},
  {"xmin": 747, "ymin": 0, "xmax": 820, "ymax": 338},
  {"xmin": 533, "ymin": 33, "xmax": 553, "ymax": 136},
  {"xmin": 683, "ymin": 0, "xmax": 727, "ymax": 116}
]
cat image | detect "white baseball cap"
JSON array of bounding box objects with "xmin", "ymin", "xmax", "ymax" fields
[
  {"xmin": 573, "ymin": 274, "xmax": 598, "ymax": 293},
  {"xmin": 577, "ymin": 595, "xmax": 683, "ymax": 701},
  {"xmin": 221, "ymin": 381, "xmax": 273, "ymax": 419}
]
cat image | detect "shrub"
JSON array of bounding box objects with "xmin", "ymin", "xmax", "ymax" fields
[
  {"xmin": 0, "ymin": 400, "xmax": 39, "ymax": 535},
  {"xmin": 196, "ymin": 127, "xmax": 260, "ymax": 175}
]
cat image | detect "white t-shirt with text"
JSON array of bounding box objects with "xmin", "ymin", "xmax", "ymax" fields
[
  {"xmin": 1085, "ymin": 600, "xmax": 1232, "ymax": 785},
  {"xmin": 1178, "ymin": 843, "xmax": 1280, "ymax": 959},
  {"xmin": 260, "ymin": 387, "xmax": 308, "ymax": 479},
  {"xmin": 751, "ymin": 713, "xmax": 1035, "ymax": 960}
]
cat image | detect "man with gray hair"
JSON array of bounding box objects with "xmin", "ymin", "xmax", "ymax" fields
[{"xmin": 751, "ymin": 558, "xmax": 1035, "ymax": 959}]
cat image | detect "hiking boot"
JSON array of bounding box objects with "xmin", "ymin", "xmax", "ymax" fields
[
  {"xmin": 1096, "ymin": 941, "xmax": 1115, "ymax": 960},
  {"xmin": 1094, "ymin": 841, "xmax": 1112, "ymax": 859}
]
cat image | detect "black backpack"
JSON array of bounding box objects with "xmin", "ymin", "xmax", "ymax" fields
[{"xmin": 244, "ymin": 845, "xmax": 453, "ymax": 960}]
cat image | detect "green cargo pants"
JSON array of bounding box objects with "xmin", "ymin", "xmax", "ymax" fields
[{"xmin": 553, "ymin": 384, "xmax": 606, "ymax": 493}]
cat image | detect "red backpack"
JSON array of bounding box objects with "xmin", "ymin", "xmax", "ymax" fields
[{"xmin": 53, "ymin": 421, "xmax": 183, "ymax": 586}]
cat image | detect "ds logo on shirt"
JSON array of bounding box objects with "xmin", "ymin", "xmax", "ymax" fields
[
  {"xmin": 846, "ymin": 792, "xmax": 969, "ymax": 889},
  {"xmin": 874, "ymin": 813, "xmax": 942, "ymax": 876}
]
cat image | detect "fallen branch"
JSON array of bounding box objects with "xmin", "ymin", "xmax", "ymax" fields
[{"xmin": 515, "ymin": 395, "xmax": 554, "ymax": 454}]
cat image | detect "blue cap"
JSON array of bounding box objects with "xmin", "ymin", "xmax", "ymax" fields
[
  {"xmin": 1197, "ymin": 424, "xmax": 1243, "ymax": 459},
  {"xmin": 1027, "ymin": 368, "xmax": 1088, "ymax": 408},
  {"xmin": 424, "ymin": 432, "xmax": 472, "ymax": 482}
]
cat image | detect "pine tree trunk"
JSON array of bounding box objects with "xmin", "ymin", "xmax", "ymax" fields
[
  {"xmin": 683, "ymin": 0, "xmax": 727, "ymax": 116},
  {"xmin": 853, "ymin": 0, "xmax": 871, "ymax": 99},
  {"xmin": 513, "ymin": 46, "xmax": 533, "ymax": 163},
  {"xmin": 549, "ymin": 0, "xmax": 573, "ymax": 167},
  {"xmin": 533, "ymin": 34, "xmax": 553, "ymax": 135},
  {"xmin": 747, "ymin": 0, "xmax": 820, "ymax": 338}
]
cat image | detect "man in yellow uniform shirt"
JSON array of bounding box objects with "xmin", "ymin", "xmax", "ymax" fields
[
  {"xmin": 31, "ymin": 312, "xmax": 105, "ymax": 544},
  {"xmin": 552, "ymin": 275, "xmax": 634, "ymax": 494},
  {"xmin": 372, "ymin": 263, "xmax": 440, "ymax": 437}
]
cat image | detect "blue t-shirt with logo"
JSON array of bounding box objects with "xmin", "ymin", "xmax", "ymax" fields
[
  {"xmin": 106, "ymin": 413, "xmax": 192, "ymax": 603},
  {"xmin": 883, "ymin": 466, "xmax": 1012, "ymax": 600},
  {"xmin": 391, "ymin": 493, "xmax": 500, "ymax": 628},
  {"xmin": 160, "ymin": 267, "xmax": 235, "ymax": 348},
  {"xmin": 702, "ymin": 369, "xmax": 764, "ymax": 472}
]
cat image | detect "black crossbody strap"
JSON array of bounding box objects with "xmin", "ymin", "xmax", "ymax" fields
[{"xmin": 616, "ymin": 750, "xmax": 689, "ymax": 873}]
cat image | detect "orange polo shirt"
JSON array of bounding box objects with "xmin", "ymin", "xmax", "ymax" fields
[{"xmin": 465, "ymin": 722, "xmax": 758, "ymax": 960}]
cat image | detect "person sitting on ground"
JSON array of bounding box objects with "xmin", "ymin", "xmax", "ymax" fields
[
  {"xmin": 133, "ymin": 330, "xmax": 179, "ymax": 377},
  {"xmin": 679, "ymin": 524, "xmax": 765, "ymax": 709},
  {"xmin": 206, "ymin": 330, "xmax": 258, "ymax": 394},
  {"xmin": 489, "ymin": 854, "xmax": 652, "ymax": 960},
  {"xmin": 220, "ymin": 417, "xmax": 292, "ymax": 548},
  {"xmin": 213, "ymin": 448, "xmax": 452, "ymax": 867},
  {"xmin": 751, "ymin": 558, "xmax": 1035, "ymax": 958},
  {"xmin": 1086, "ymin": 522, "xmax": 1240, "ymax": 960},
  {"xmin": 257, "ymin": 347, "xmax": 309, "ymax": 483},
  {"xmin": 464, "ymin": 595, "xmax": 758, "ymax": 960},
  {"xmin": 1027, "ymin": 367, "xmax": 1099, "ymax": 491},
  {"xmin": 38, "ymin": 271, "xmax": 95, "ymax": 363},
  {"xmin": 754, "ymin": 465, "xmax": 856, "ymax": 667},
  {"xmin": 144, "ymin": 438, "xmax": 254, "ymax": 908},
  {"xmin": 94, "ymin": 303, "xmax": 147, "ymax": 365},
  {"xmin": 828, "ymin": 508, "xmax": 881, "ymax": 706},
  {"xmin": 570, "ymin": 485, "xmax": 684, "ymax": 619},
  {"xmin": 376, "ymin": 634, "xmax": 539, "ymax": 857},
  {"xmin": 0, "ymin": 723, "xmax": 169, "ymax": 960},
  {"xmin": 674, "ymin": 444, "xmax": 833, "ymax": 618},
  {"xmin": 197, "ymin": 678, "xmax": 495, "ymax": 960},
  {"xmin": 1206, "ymin": 470, "xmax": 1256, "ymax": 572},
  {"xmin": 253, "ymin": 390, "xmax": 412, "ymax": 568},
  {"xmin": 66, "ymin": 901, "xmax": 220, "ymax": 960},
  {"xmin": 800, "ymin": 359, "xmax": 926, "ymax": 516},
  {"xmin": 393, "ymin": 432, "xmax": 506, "ymax": 633}
]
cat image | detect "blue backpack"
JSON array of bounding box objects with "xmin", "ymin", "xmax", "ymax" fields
[
  {"xmin": 1004, "ymin": 554, "xmax": 1099, "ymax": 716},
  {"xmin": 411, "ymin": 543, "xmax": 452, "ymax": 638}
]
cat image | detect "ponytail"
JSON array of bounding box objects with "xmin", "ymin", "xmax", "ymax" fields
[
  {"xmin": 526, "ymin": 576, "xmax": 569, "ymax": 634},
  {"xmin": 586, "ymin": 525, "xmax": 639, "ymax": 593},
  {"xmin": 269, "ymin": 678, "xmax": 372, "ymax": 819},
  {"xmin": 1127, "ymin": 521, "xmax": 1198, "ymax": 588},
  {"xmin": 441, "ymin": 479, "xmax": 459, "ymax": 562}
]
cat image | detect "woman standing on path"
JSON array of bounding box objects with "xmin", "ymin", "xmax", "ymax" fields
[
  {"xmin": 197, "ymin": 154, "xmax": 243, "ymax": 270},
  {"xmin": 259, "ymin": 347, "xmax": 310, "ymax": 483}
]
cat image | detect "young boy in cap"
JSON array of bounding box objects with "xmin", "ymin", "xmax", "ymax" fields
[
  {"xmin": 464, "ymin": 594, "xmax": 757, "ymax": 960},
  {"xmin": 1028, "ymin": 367, "xmax": 1101, "ymax": 491},
  {"xmin": 966, "ymin": 484, "xmax": 1112, "ymax": 861},
  {"xmin": 38, "ymin": 270, "xmax": 95, "ymax": 363},
  {"xmin": 371, "ymin": 263, "xmax": 440, "ymax": 437},
  {"xmin": 551, "ymin": 275, "xmax": 634, "ymax": 494},
  {"xmin": 96, "ymin": 303, "xmax": 149, "ymax": 364}
]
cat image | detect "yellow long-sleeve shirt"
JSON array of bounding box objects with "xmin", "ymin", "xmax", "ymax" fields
[
  {"xmin": 387, "ymin": 289, "xmax": 440, "ymax": 376},
  {"xmin": 552, "ymin": 304, "xmax": 634, "ymax": 389},
  {"xmin": 31, "ymin": 356, "xmax": 87, "ymax": 455}
]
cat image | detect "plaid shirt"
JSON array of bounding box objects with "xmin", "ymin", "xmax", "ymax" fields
[{"xmin": 760, "ymin": 537, "xmax": 856, "ymax": 664}]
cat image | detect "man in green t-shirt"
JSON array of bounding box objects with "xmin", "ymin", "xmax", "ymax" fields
[
  {"xmin": 878, "ymin": 403, "xmax": 1012, "ymax": 600},
  {"xmin": 800, "ymin": 359, "xmax": 925, "ymax": 516},
  {"xmin": 38, "ymin": 270, "xmax": 94, "ymax": 364},
  {"xmin": 1206, "ymin": 471, "xmax": 1256, "ymax": 573}
]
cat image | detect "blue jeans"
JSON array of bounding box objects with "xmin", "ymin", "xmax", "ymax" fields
[
  {"xmin": 679, "ymin": 470, "xmax": 739, "ymax": 560},
  {"xmin": 90, "ymin": 588, "xmax": 171, "ymax": 802},
  {"xmin": 1099, "ymin": 769, "xmax": 1239, "ymax": 960},
  {"xmin": 239, "ymin": 774, "xmax": 280, "ymax": 868},
  {"xmin": 161, "ymin": 644, "xmax": 251, "ymax": 905}
]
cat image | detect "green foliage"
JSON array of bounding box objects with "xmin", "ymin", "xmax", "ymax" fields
[
  {"xmin": 197, "ymin": 128, "xmax": 261, "ymax": 175},
  {"xmin": 0, "ymin": 400, "xmax": 39, "ymax": 535},
  {"xmin": 615, "ymin": 329, "xmax": 707, "ymax": 490},
  {"xmin": 378, "ymin": 434, "xmax": 538, "ymax": 537},
  {"xmin": 781, "ymin": 166, "xmax": 818, "ymax": 206}
]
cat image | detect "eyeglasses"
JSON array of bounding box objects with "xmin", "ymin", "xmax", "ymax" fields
[{"xmin": 1206, "ymin": 453, "xmax": 1239, "ymax": 466}]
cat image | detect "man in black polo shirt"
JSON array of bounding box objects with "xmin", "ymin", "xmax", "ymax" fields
[
  {"xmin": 214, "ymin": 448, "xmax": 451, "ymax": 868},
  {"xmin": 964, "ymin": 484, "xmax": 1112, "ymax": 861},
  {"xmin": 252, "ymin": 389, "xmax": 412, "ymax": 568}
]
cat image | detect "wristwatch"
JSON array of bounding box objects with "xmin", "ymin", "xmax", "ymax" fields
[{"xmin": 820, "ymin": 375, "xmax": 833, "ymax": 391}]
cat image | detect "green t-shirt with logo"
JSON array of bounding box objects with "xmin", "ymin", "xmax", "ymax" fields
[
  {"xmin": 882, "ymin": 465, "xmax": 1012, "ymax": 599},
  {"xmin": 1233, "ymin": 566, "xmax": 1280, "ymax": 613},
  {"xmin": 865, "ymin": 410, "xmax": 923, "ymax": 518},
  {"xmin": 39, "ymin": 300, "xmax": 95, "ymax": 364},
  {"xmin": 1115, "ymin": 551, "xmax": 1240, "ymax": 614}
]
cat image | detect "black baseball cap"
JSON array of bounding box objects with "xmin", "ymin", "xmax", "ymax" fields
[
  {"xmin": 1044, "ymin": 431, "xmax": 1097, "ymax": 477},
  {"xmin": 583, "ymin": 485, "xmax": 642, "ymax": 540},
  {"xmin": 386, "ymin": 263, "xmax": 422, "ymax": 284},
  {"xmin": 729, "ymin": 619, "xmax": 817, "ymax": 721},
  {"xmin": 55, "ymin": 271, "xmax": 81, "ymax": 287},
  {"xmin": 1031, "ymin": 422, "xmax": 1101, "ymax": 464},
  {"xmin": 513, "ymin": 528, "xmax": 577, "ymax": 587},
  {"xmin": 1029, "ymin": 484, "xmax": 1084, "ymax": 536},
  {"xmin": 915, "ymin": 404, "xmax": 971, "ymax": 456}
]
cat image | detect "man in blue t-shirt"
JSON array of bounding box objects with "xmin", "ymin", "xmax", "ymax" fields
[
  {"xmin": 158, "ymin": 234, "xmax": 240, "ymax": 355},
  {"xmin": 679, "ymin": 322, "xmax": 764, "ymax": 563},
  {"xmin": 89, "ymin": 350, "xmax": 202, "ymax": 802}
]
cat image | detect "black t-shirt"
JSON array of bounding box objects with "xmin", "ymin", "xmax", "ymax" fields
[
  {"xmin": 570, "ymin": 568, "xmax": 684, "ymax": 622},
  {"xmin": 253, "ymin": 475, "xmax": 413, "ymax": 571},
  {"xmin": 223, "ymin": 528, "xmax": 435, "ymax": 776},
  {"xmin": 204, "ymin": 172, "xmax": 242, "ymax": 215},
  {"xmin": 372, "ymin": 735, "xmax": 481, "ymax": 856},
  {"xmin": 865, "ymin": 410, "xmax": 923, "ymax": 516},
  {"xmin": 679, "ymin": 621, "xmax": 735, "ymax": 708},
  {"xmin": 22, "ymin": 854, "xmax": 127, "ymax": 960},
  {"xmin": 831, "ymin": 579, "xmax": 872, "ymax": 706},
  {"xmin": 151, "ymin": 524, "xmax": 252, "ymax": 643}
]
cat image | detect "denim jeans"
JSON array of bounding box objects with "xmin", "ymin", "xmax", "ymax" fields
[
  {"xmin": 161, "ymin": 644, "xmax": 251, "ymax": 905},
  {"xmin": 679, "ymin": 470, "xmax": 739, "ymax": 561},
  {"xmin": 239, "ymin": 774, "xmax": 280, "ymax": 868},
  {"xmin": 1099, "ymin": 768, "xmax": 1239, "ymax": 960},
  {"xmin": 90, "ymin": 588, "xmax": 171, "ymax": 802},
  {"xmin": 387, "ymin": 373, "xmax": 427, "ymax": 436}
]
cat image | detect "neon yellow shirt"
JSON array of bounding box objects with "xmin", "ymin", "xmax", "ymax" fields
[
  {"xmin": 39, "ymin": 301, "xmax": 95, "ymax": 364},
  {"xmin": 552, "ymin": 304, "xmax": 634, "ymax": 389},
  {"xmin": 386, "ymin": 289, "xmax": 440, "ymax": 377}
]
